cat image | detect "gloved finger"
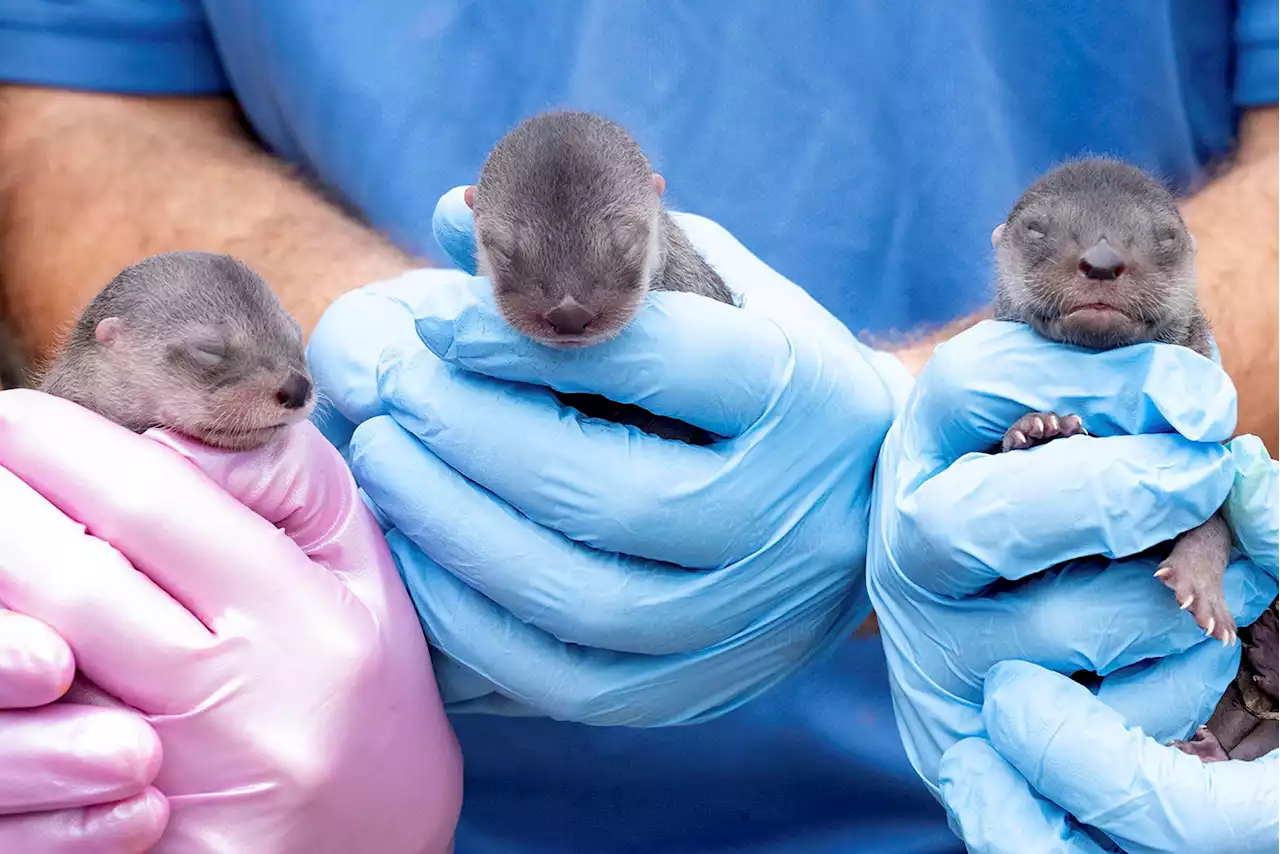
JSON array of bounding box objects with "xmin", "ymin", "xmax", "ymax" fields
[
  {"xmin": 355, "ymin": 417, "xmax": 754, "ymax": 653},
  {"xmin": 938, "ymin": 738, "xmax": 1107, "ymax": 854},
  {"xmin": 954, "ymin": 553, "xmax": 1273, "ymax": 685},
  {"xmin": 1222, "ymin": 434, "xmax": 1278, "ymax": 578},
  {"xmin": 0, "ymin": 460, "xmax": 212, "ymax": 711},
  {"xmin": 895, "ymin": 433, "xmax": 1234, "ymax": 595},
  {"xmin": 408, "ymin": 272, "xmax": 793, "ymax": 439},
  {"xmin": 984, "ymin": 660, "xmax": 1280, "ymax": 854},
  {"xmin": 147, "ymin": 420, "xmax": 394, "ymax": 613},
  {"xmin": 0, "ymin": 787, "xmax": 168, "ymax": 853},
  {"xmin": 903, "ymin": 321, "xmax": 1236, "ymax": 469},
  {"xmin": 389, "ymin": 529, "xmax": 851, "ymax": 726},
  {"xmin": 306, "ymin": 268, "xmax": 472, "ymax": 429},
  {"xmin": 432, "ymin": 186, "xmax": 480, "ymax": 273},
  {"xmin": 0, "ymin": 611, "xmax": 73, "ymax": 708},
  {"xmin": 0, "ymin": 705, "xmax": 161, "ymax": 813},
  {"xmin": 429, "ymin": 653, "xmax": 503, "ymax": 707},
  {"xmin": 0, "ymin": 391, "xmax": 337, "ymax": 627},
  {"xmin": 429, "ymin": 652, "xmax": 559, "ymax": 716},
  {"xmin": 368, "ymin": 357, "xmax": 750, "ymax": 568},
  {"xmin": 1095, "ymin": 638, "xmax": 1241, "ymax": 744}
]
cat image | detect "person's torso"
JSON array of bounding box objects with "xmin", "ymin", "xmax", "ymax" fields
[{"xmin": 199, "ymin": 3, "xmax": 1240, "ymax": 851}]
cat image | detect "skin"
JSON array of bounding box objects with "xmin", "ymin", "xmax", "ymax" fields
[
  {"xmin": 0, "ymin": 87, "xmax": 1274, "ymax": 643},
  {"xmin": 37, "ymin": 250, "xmax": 315, "ymax": 451},
  {"xmin": 991, "ymin": 158, "xmax": 1234, "ymax": 643}
]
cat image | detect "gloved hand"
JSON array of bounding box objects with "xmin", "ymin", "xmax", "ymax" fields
[
  {"xmin": 0, "ymin": 605, "xmax": 164, "ymax": 851},
  {"xmin": 866, "ymin": 321, "xmax": 1278, "ymax": 789},
  {"xmin": 0, "ymin": 389, "xmax": 462, "ymax": 853},
  {"xmin": 938, "ymin": 434, "xmax": 1279, "ymax": 854},
  {"xmin": 306, "ymin": 187, "xmax": 909, "ymax": 725}
]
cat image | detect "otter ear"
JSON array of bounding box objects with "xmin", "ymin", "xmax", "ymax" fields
[
  {"xmin": 94, "ymin": 317, "xmax": 124, "ymax": 346},
  {"xmin": 651, "ymin": 173, "xmax": 666, "ymax": 196},
  {"xmin": 464, "ymin": 185, "xmax": 476, "ymax": 209},
  {"xmin": 990, "ymin": 223, "xmax": 1006, "ymax": 246}
]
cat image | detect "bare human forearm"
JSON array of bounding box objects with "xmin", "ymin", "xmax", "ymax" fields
[
  {"xmin": 0, "ymin": 87, "xmax": 416, "ymax": 364},
  {"xmin": 1181, "ymin": 107, "xmax": 1278, "ymax": 453},
  {"xmin": 888, "ymin": 107, "xmax": 1279, "ymax": 454}
]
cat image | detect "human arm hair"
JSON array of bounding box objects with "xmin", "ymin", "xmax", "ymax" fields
[{"xmin": 0, "ymin": 87, "xmax": 417, "ymax": 364}]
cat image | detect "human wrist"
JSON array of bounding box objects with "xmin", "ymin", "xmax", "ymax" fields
[{"xmin": 887, "ymin": 340, "xmax": 933, "ymax": 377}]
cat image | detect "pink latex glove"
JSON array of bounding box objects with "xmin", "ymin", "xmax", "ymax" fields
[
  {"xmin": 0, "ymin": 608, "xmax": 165, "ymax": 850},
  {"xmin": 0, "ymin": 389, "xmax": 463, "ymax": 853}
]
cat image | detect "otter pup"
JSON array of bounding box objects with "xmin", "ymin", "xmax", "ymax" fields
[
  {"xmin": 991, "ymin": 157, "xmax": 1277, "ymax": 762},
  {"xmin": 464, "ymin": 110, "xmax": 735, "ymax": 443},
  {"xmin": 38, "ymin": 251, "xmax": 314, "ymax": 451},
  {"xmin": 993, "ymin": 158, "xmax": 1230, "ymax": 640}
]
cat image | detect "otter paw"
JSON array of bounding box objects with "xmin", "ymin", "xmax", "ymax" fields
[
  {"xmin": 1000, "ymin": 412, "xmax": 1086, "ymax": 453},
  {"xmin": 1171, "ymin": 726, "xmax": 1230, "ymax": 763},
  {"xmin": 1154, "ymin": 559, "xmax": 1237, "ymax": 646}
]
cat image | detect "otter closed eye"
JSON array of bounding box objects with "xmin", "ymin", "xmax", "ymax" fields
[{"xmin": 178, "ymin": 334, "xmax": 231, "ymax": 370}]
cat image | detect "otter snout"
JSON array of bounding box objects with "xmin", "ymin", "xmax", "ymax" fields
[
  {"xmin": 1077, "ymin": 240, "xmax": 1127, "ymax": 281},
  {"xmin": 543, "ymin": 297, "xmax": 597, "ymax": 336},
  {"xmin": 276, "ymin": 371, "xmax": 313, "ymax": 410}
]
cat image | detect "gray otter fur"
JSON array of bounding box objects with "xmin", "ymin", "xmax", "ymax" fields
[
  {"xmin": 39, "ymin": 251, "xmax": 314, "ymax": 451},
  {"xmin": 470, "ymin": 110, "xmax": 735, "ymax": 444},
  {"xmin": 992, "ymin": 157, "xmax": 1276, "ymax": 762}
]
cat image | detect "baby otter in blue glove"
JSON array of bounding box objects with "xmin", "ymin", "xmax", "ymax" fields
[
  {"xmin": 463, "ymin": 110, "xmax": 735, "ymax": 444},
  {"xmin": 992, "ymin": 158, "xmax": 1278, "ymax": 761},
  {"xmin": 994, "ymin": 159, "xmax": 1229, "ymax": 639}
]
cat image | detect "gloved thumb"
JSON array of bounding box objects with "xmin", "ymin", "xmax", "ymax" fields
[
  {"xmin": 432, "ymin": 186, "xmax": 479, "ymax": 273},
  {"xmin": 938, "ymin": 738, "xmax": 1108, "ymax": 854}
]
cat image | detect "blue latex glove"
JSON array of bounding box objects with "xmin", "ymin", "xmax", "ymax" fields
[
  {"xmin": 938, "ymin": 434, "xmax": 1279, "ymax": 854},
  {"xmin": 941, "ymin": 662, "xmax": 1277, "ymax": 854},
  {"xmin": 306, "ymin": 187, "xmax": 910, "ymax": 725},
  {"xmin": 866, "ymin": 321, "xmax": 1278, "ymax": 791}
]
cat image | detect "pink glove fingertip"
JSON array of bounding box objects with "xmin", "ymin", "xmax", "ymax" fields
[
  {"xmin": 0, "ymin": 786, "xmax": 169, "ymax": 853},
  {"xmin": 0, "ymin": 611, "xmax": 74, "ymax": 708}
]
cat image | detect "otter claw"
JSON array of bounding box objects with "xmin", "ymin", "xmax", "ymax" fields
[{"xmin": 1180, "ymin": 595, "xmax": 1195, "ymax": 611}]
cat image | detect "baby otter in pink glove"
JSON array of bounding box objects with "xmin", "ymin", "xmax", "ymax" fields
[{"xmin": 38, "ymin": 250, "xmax": 314, "ymax": 451}]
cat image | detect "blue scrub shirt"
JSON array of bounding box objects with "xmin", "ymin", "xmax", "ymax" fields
[{"xmin": 3, "ymin": 3, "xmax": 1275, "ymax": 852}]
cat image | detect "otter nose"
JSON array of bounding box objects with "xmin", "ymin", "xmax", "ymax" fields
[
  {"xmin": 1078, "ymin": 240, "xmax": 1127, "ymax": 280},
  {"xmin": 276, "ymin": 372, "xmax": 312, "ymax": 409},
  {"xmin": 544, "ymin": 299, "xmax": 596, "ymax": 336}
]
